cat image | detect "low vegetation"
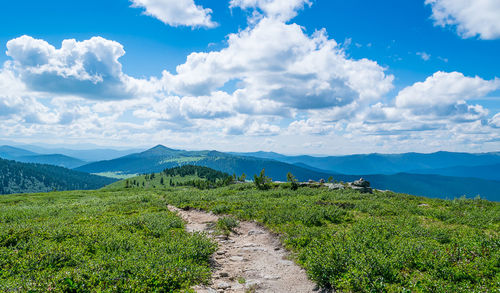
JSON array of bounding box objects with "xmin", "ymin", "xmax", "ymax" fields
[
  {"xmin": 105, "ymin": 165, "xmax": 236, "ymax": 190},
  {"xmin": 215, "ymin": 216, "xmax": 240, "ymax": 236},
  {"xmin": 0, "ymin": 189, "xmax": 216, "ymax": 292},
  {"xmin": 1, "ymin": 165, "xmax": 498, "ymax": 292},
  {"xmin": 160, "ymin": 181, "xmax": 499, "ymax": 292}
]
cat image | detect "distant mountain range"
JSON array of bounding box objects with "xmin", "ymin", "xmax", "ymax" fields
[
  {"xmin": 16, "ymin": 145, "xmax": 142, "ymax": 162},
  {"xmin": 0, "ymin": 158, "xmax": 116, "ymax": 195},
  {"xmin": 1, "ymin": 144, "xmax": 499, "ymax": 201},
  {"xmin": 0, "ymin": 146, "xmax": 87, "ymax": 169},
  {"xmin": 232, "ymin": 151, "xmax": 500, "ymax": 181},
  {"xmin": 75, "ymin": 145, "xmax": 333, "ymax": 182},
  {"xmin": 75, "ymin": 145, "xmax": 500, "ymax": 201}
]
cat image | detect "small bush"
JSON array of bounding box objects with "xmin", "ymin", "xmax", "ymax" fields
[{"xmin": 216, "ymin": 216, "xmax": 240, "ymax": 236}]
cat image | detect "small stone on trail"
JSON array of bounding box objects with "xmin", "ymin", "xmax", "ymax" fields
[
  {"xmin": 216, "ymin": 281, "xmax": 231, "ymax": 290},
  {"xmin": 230, "ymin": 256, "xmax": 244, "ymax": 262},
  {"xmin": 245, "ymin": 280, "xmax": 262, "ymax": 289},
  {"xmin": 248, "ymin": 230, "xmax": 265, "ymax": 235},
  {"xmin": 219, "ymin": 272, "xmax": 229, "ymax": 278}
]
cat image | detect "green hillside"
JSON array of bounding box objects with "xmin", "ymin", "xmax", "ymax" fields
[
  {"xmin": 1, "ymin": 176, "xmax": 497, "ymax": 292},
  {"xmin": 104, "ymin": 165, "xmax": 234, "ymax": 190},
  {"xmin": 0, "ymin": 158, "xmax": 116, "ymax": 194},
  {"xmin": 76, "ymin": 145, "xmax": 333, "ymax": 181}
]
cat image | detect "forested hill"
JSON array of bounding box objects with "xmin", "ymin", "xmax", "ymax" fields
[{"xmin": 0, "ymin": 158, "xmax": 116, "ymax": 195}]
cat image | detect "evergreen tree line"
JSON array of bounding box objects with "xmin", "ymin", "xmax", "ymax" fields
[
  {"xmin": 0, "ymin": 158, "xmax": 116, "ymax": 194},
  {"xmin": 161, "ymin": 165, "xmax": 231, "ymax": 183}
]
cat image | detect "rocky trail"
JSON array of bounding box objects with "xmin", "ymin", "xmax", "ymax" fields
[{"xmin": 167, "ymin": 205, "xmax": 317, "ymax": 293}]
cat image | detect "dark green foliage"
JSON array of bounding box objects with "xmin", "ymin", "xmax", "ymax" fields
[
  {"xmin": 162, "ymin": 165, "xmax": 230, "ymax": 182},
  {"xmin": 162, "ymin": 184, "xmax": 500, "ymax": 292},
  {"xmin": 287, "ymin": 172, "xmax": 299, "ymax": 190},
  {"xmin": 0, "ymin": 158, "xmax": 116, "ymax": 195},
  {"xmin": 0, "ymin": 190, "xmax": 216, "ymax": 291},
  {"xmin": 216, "ymin": 217, "xmax": 239, "ymax": 236},
  {"xmin": 254, "ymin": 169, "xmax": 272, "ymax": 190},
  {"xmin": 105, "ymin": 166, "xmax": 236, "ymax": 191}
]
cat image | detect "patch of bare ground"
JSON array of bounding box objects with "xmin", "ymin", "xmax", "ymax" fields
[{"xmin": 167, "ymin": 205, "xmax": 317, "ymax": 293}]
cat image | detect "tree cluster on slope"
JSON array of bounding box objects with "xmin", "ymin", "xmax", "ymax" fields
[{"xmin": 0, "ymin": 158, "xmax": 116, "ymax": 194}]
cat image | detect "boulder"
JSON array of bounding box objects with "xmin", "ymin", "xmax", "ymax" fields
[
  {"xmin": 350, "ymin": 185, "xmax": 373, "ymax": 194},
  {"xmin": 326, "ymin": 183, "xmax": 345, "ymax": 190},
  {"xmin": 352, "ymin": 178, "xmax": 370, "ymax": 187}
]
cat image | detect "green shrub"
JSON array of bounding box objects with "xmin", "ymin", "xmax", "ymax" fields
[{"xmin": 216, "ymin": 216, "xmax": 240, "ymax": 236}]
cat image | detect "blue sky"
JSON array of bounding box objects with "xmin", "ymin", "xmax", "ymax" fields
[{"xmin": 0, "ymin": 0, "xmax": 499, "ymax": 154}]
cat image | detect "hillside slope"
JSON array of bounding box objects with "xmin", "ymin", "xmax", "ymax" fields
[
  {"xmin": 14, "ymin": 154, "xmax": 86, "ymax": 169},
  {"xmin": 0, "ymin": 145, "xmax": 87, "ymax": 168},
  {"xmin": 0, "ymin": 158, "xmax": 116, "ymax": 194},
  {"xmin": 409, "ymin": 163, "xmax": 500, "ymax": 181},
  {"xmin": 77, "ymin": 145, "xmax": 500, "ymax": 201},
  {"xmin": 18, "ymin": 144, "xmax": 142, "ymax": 161},
  {"xmin": 236, "ymin": 151, "xmax": 500, "ymax": 175},
  {"xmin": 76, "ymin": 145, "xmax": 334, "ymax": 181},
  {"xmin": 0, "ymin": 145, "xmax": 37, "ymax": 159}
]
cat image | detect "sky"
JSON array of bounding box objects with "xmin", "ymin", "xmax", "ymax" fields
[{"xmin": 0, "ymin": 0, "xmax": 499, "ymax": 155}]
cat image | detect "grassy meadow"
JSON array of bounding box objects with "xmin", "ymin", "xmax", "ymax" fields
[
  {"xmin": 0, "ymin": 170, "xmax": 499, "ymax": 292},
  {"xmin": 0, "ymin": 189, "xmax": 216, "ymax": 292},
  {"xmin": 160, "ymin": 183, "xmax": 499, "ymax": 292}
]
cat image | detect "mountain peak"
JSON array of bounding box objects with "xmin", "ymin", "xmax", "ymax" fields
[
  {"xmin": 150, "ymin": 145, "xmax": 170, "ymax": 151},
  {"xmin": 138, "ymin": 145, "xmax": 179, "ymax": 157}
]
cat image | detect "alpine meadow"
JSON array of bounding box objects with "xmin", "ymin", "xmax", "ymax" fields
[{"xmin": 1, "ymin": 0, "xmax": 500, "ymax": 292}]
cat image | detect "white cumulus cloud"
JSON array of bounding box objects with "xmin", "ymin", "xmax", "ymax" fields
[
  {"xmin": 425, "ymin": 0, "xmax": 500, "ymax": 39},
  {"xmin": 131, "ymin": 0, "xmax": 217, "ymax": 28},
  {"xmin": 490, "ymin": 113, "xmax": 500, "ymax": 128},
  {"xmin": 162, "ymin": 18, "xmax": 394, "ymax": 115},
  {"xmin": 396, "ymin": 71, "xmax": 500, "ymax": 110},
  {"xmin": 6, "ymin": 35, "xmax": 159, "ymax": 100},
  {"xmin": 230, "ymin": 0, "xmax": 311, "ymax": 21}
]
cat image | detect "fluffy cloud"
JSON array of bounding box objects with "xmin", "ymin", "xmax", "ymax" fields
[
  {"xmin": 490, "ymin": 113, "xmax": 500, "ymax": 128},
  {"xmin": 350, "ymin": 72, "xmax": 499, "ymax": 138},
  {"xmin": 289, "ymin": 71, "xmax": 500, "ymax": 143},
  {"xmin": 0, "ymin": 69, "xmax": 57, "ymax": 124},
  {"xmin": 396, "ymin": 71, "xmax": 499, "ymax": 115},
  {"xmin": 6, "ymin": 35, "xmax": 158, "ymax": 100},
  {"xmin": 230, "ymin": 0, "xmax": 311, "ymax": 21},
  {"xmin": 1, "ymin": 1, "xmax": 500, "ymax": 153},
  {"xmin": 425, "ymin": 0, "xmax": 500, "ymax": 39},
  {"xmin": 130, "ymin": 0, "xmax": 216, "ymax": 28},
  {"xmin": 162, "ymin": 18, "xmax": 394, "ymax": 115}
]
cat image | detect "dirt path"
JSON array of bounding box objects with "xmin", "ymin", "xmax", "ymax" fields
[{"xmin": 168, "ymin": 205, "xmax": 317, "ymax": 293}]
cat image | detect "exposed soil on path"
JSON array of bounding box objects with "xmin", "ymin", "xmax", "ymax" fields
[{"xmin": 167, "ymin": 205, "xmax": 317, "ymax": 293}]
